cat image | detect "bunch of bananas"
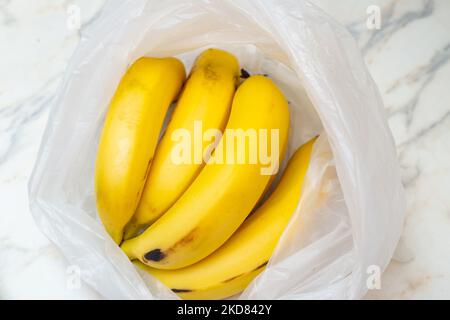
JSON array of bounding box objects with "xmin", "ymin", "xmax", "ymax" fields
[{"xmin": 95, "ymin": 48, "xmax": 316, "ymax": 299}]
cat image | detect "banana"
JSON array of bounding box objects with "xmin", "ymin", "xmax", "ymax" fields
[
  {"xmin": 95, "ymin": 57, "xmax": 185, "ymax": 244},
  {"xmin": 121, "ymin": 75, "xmax": 290, "ymax": 269},
  {"xmin": 134, "ymin": 138, "xmax": 317, "ymax": 299},
  {"xmin": 123, "ymin": 49, "xmax": 239, "ymax": 239}
]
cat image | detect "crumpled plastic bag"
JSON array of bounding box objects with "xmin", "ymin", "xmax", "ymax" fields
[{"xmin": 29, "ymin": 0, "xmax": 405, "ymax": 299}]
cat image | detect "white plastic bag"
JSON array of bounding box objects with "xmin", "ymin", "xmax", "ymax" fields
[{"xmin": 29, "ymin": 0, "xmax": 405, "ymax": 299}]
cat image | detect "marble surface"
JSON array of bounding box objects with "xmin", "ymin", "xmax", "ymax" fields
[{"xmin": 1, "ymin": 0, "xmax": 449, "ymax": 299}]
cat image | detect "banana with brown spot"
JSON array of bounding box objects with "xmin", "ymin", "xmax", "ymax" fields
[
  {"xmin": 121, "ymin": 75, "xmax": 290, "ymax": 269},
  {"xmin": 134, "ymin": 138, "xmax": 316, "ymax": 299},
  {"xmin": 123, "ymin": 49, "xmax": 239, "ymax": 239}
]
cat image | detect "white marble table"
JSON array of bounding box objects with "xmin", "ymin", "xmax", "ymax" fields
[{"xmin": 1, "ymin": 0, "xmax": 449, "ymax": 299}]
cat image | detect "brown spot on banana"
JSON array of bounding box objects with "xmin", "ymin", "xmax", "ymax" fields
[
  {"xmin": 255, "ymin": 261, "xmax": 268, "ymax": 270},
  {"xmin": 136, "ymin": 157, "xmax": 153, "ymax": 203},
  {"xmin": 222, "ymin": 274, "xmax": 243, "ymax": 283},
  {"xmin": 222, "ymin": 261, "xmax": 269, "ymax": 284},
  {"xmin": 240, "ymin": 68, "xmax": 250, "ymax": 79},
  {"xmin": 204, "ymin": 64, "xmax": 218, "ymax": 81},
  {"xmin": 171, "ymin": 228, "xmax": 198, "ymax": 247},
  {"xmin": 144, "ymin": 249, "xmax": 165, "ymax": 262},
  {"xmin": 143, "ymin": 157, "xmax": 153, "ymax": 182},
  {"xmin": 143, "ymin": 228, "xmax": 199, "ymax": 262},
  {"xmin": 171, "ymin": 288, "xmax": 193, "ymax": 293}
]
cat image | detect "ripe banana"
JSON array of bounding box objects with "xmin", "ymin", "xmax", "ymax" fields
[
  {"xmin": 121, "ymin": 75, "xmax": 290, "ymax": 269},
  {"xmin": 95, "ymin": 57, "xmax": 185, "ymax": 244},
  {"xmin": 134, "ymin": 138, "xmax": 317, "ymax": 300},
  {"xmin": 124, "ymin": 49, "xmax": 240, "ymax": 239}
]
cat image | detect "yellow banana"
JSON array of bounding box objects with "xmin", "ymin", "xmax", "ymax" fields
[
  {"xmin": 134, "ymin": 138, "xmax": 317, "ymax": 299},
  {"xmin": 95, "ymin": 57, "xmax": 185, "ymax": 244},
  {"xmin": 121, "ymin": 75, "xmax": 290, "ymax": 269},
  {"xmin": 124, "ymin": 49, "xmax": 239, "ymax": 239}
]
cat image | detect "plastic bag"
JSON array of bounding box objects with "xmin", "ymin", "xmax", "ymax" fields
[{"xmin": 29, "ymin": 0, "xmax": 405, "ymax": 299}]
